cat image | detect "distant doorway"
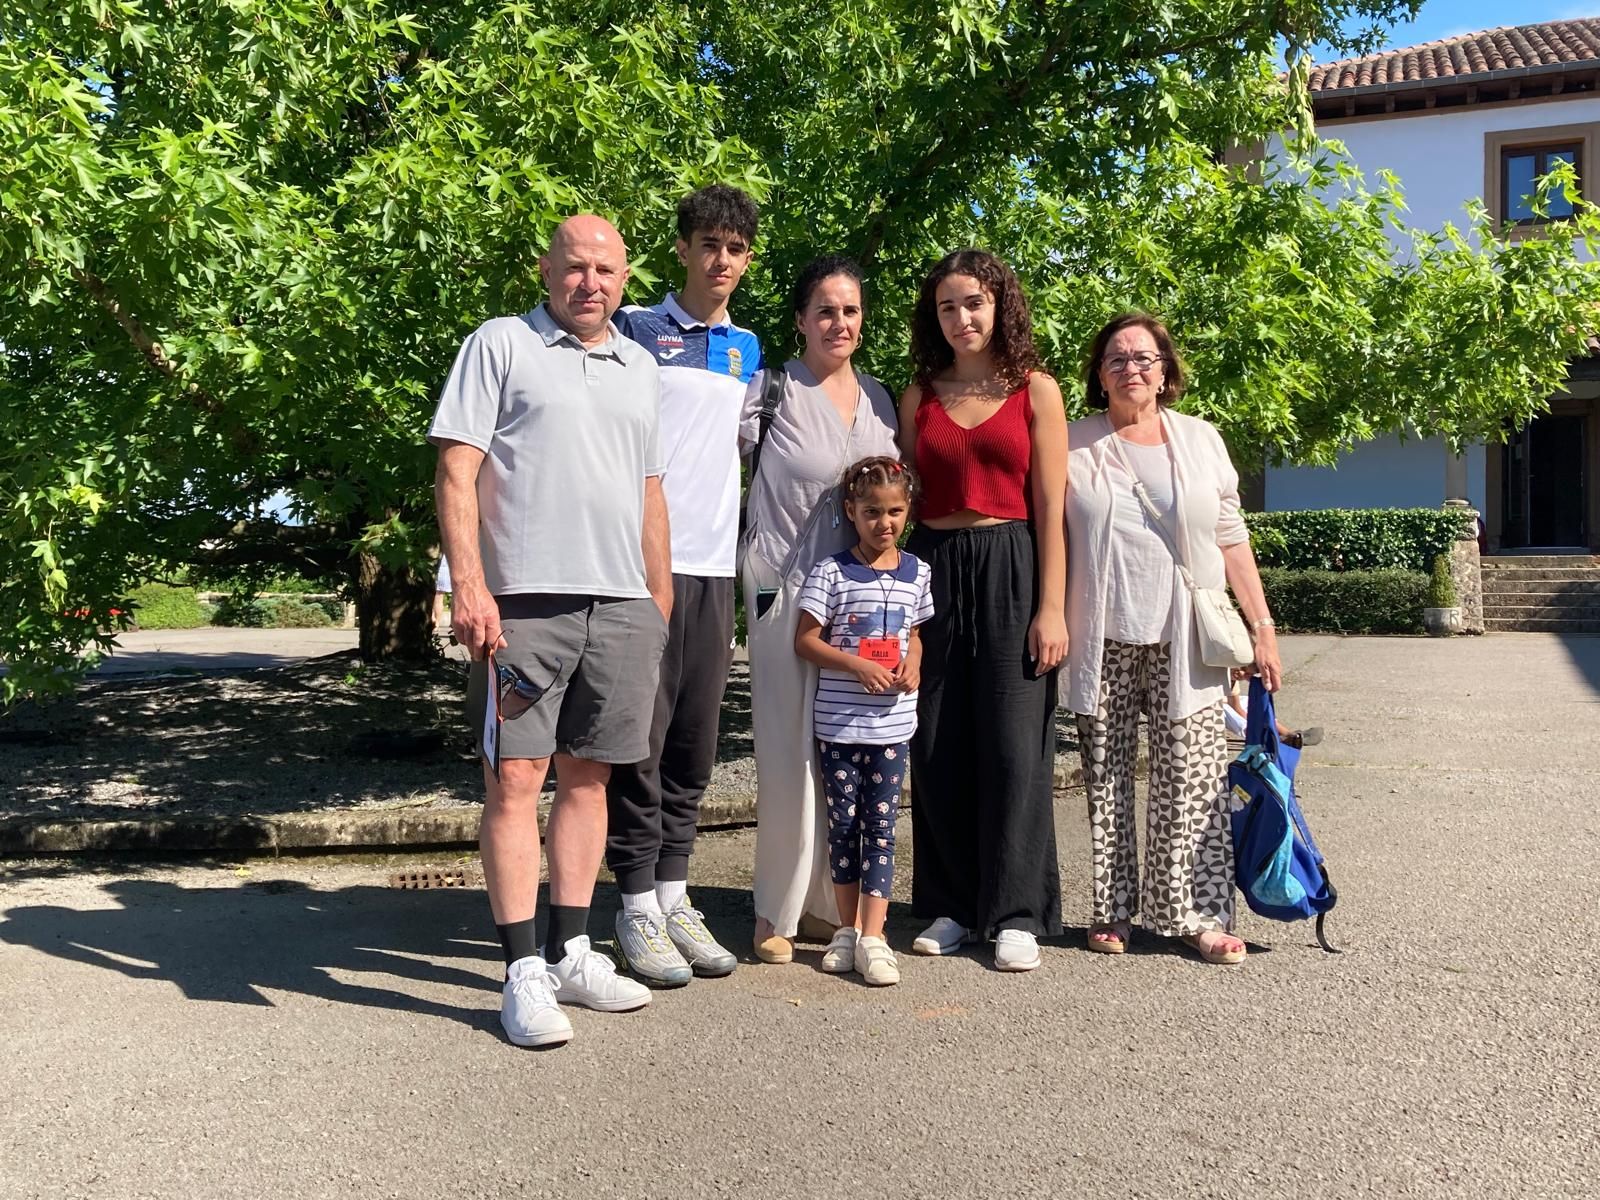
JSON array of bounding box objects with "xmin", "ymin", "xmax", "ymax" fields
[{"xmin": 1503, "ymin": 414, "xmax": 1587, "ymax": 548}]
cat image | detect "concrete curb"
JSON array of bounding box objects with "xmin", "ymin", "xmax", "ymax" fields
[{"xmin": 1, "ymin": 759, "xmax": 1109, "ymax": 857}]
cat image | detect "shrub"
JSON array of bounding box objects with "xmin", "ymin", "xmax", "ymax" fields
[
  {"xmin": 262, "ymin": 598, "xmax": 336, "ymax": 628},
  {"xmin": 1427, "ymin": 554, "xmax": 1457, "ymax": 609},
  {"xmin": 209, "ymin": 595, "xmax": 341, "ymax": 627},
  {"xmin": 127, "ymin": 583, "xmax": 209, "ymax": 630},
  {"xmin": 192, "ymin": 571, "xmax": 331, "ymax": 596},
  {"xmin": 210, "ymin": 594, "xmax": 269, "ymax": 627},
  {"xmin": 1258, "ymin": 567, "xmax": 1429, "ymax": 634},
  {"xmin": 1245, "ymin": 508, "xmax": 1475, "ymax": 573}
]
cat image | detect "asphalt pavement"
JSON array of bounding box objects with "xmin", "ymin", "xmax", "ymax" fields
[
  {"xmin": 2, "ymin": 633, "xmax": 1596, "ymax": 1199},
  {"xmin": 86, "ymin": 627, "xmax": 364, "ymax": 675}
]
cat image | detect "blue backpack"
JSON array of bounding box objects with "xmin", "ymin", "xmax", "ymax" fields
[{"xmin": 1228, "ymin": 678, "xmax": 1339, "ymax": 952}]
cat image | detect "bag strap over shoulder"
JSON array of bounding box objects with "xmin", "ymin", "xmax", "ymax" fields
[
  {"xmin": 1103, "ymin": 425, "xmax": 1196, "ymax": 587},
  {"xmin": 748, "ymin": 364, "xmax": 788, "ymax": 490}
]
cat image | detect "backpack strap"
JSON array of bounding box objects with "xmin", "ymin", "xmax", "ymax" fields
[
  {"xmin": 1314, "ymin": 870, "xmax": 1340, "ymax": 953},
  {"xmin": 739, "ymin": 365, "xmax": 788, "ymax": 541},
  {"xmin": 748, "ymin": 364, "xmax": 787, "ymax": 489},
  {"xmin": 745, "ymin": 369, "xmax": 790, "ymax": 496}
]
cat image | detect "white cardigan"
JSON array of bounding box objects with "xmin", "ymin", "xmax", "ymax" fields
[{"xmin": 1063, "ymin": 409, "xmax": 1250, "ymax": 720}]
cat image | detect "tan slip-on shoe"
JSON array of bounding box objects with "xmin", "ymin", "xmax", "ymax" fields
[{"xmin": 752, "ymin": 919, "xmax": 794, "ymax": 964}]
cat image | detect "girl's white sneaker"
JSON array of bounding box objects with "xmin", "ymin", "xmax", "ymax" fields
[
  {"xmin": 820, "ymin": 926, "xmax": 858, "ymax": 974},
  {"xmin": 854, "ymin": 935, "xmax": 900, "ymax": 986}
]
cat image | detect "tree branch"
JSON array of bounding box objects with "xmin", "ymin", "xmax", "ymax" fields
[
  {"xmin": 70, "ymin": 266, "xmax": 225, "ymax": 416},
  {"xmin": 856, "ymin": 32, "xmax": 1075, "ymax": 265},
  {"xmin": 178, "ymin": 519, "xmax": 354, "ymax": 576}
]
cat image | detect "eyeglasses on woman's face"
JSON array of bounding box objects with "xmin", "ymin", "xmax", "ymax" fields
[{"xmin": 1102, "ymin": 353, "xmax": 1165, "ymax": 376}]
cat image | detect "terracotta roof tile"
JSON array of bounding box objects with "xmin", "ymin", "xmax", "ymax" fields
[{"xmin": 1309, "ymin": 18, "xmax": 1600, "ymax": 93}]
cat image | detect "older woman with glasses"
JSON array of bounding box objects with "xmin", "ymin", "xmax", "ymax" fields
[{"xmin": 1064, "ymin": 312, "xmax": 1280, "ymax": 965}]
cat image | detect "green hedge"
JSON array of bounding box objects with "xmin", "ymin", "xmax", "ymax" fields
[
  {"xmin": 1245, "ymin": 508, "xmax": 1474, "ymax": 573},
  {"xmin": 127, "ymin": 583, "xmax": 209, "ymax": 630},
  {"xmin": 211, "ymin": 595, "xmax": 340, "ymax": 628},
  {"xmin": 1258, "ymin": 567, "xmax": 1428, "ymax": 634}
]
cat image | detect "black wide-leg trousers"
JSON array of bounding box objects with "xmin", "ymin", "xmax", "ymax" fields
[{"xmin": 906, "ymin": 521, "xmax": 1061, "ymax": 939}]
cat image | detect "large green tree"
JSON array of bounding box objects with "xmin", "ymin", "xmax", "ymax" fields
[{"xmin": 3, "ymin": 0, "xmax": 1595, "ymax": 701}]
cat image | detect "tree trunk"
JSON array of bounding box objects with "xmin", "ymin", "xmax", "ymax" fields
[{"xmin": 354, "ymin": 551, "xmax": 437, "ymax": 661}]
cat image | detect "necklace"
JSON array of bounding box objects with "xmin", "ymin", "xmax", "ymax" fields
[{"xmin": 851, "ymin": 544, "xmax": 901, "ymax": 634}]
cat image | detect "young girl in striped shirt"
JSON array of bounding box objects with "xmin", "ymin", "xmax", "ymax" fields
[{"xmin": 794, "ymin": 456, "xmax": 934, "ymax": 986}]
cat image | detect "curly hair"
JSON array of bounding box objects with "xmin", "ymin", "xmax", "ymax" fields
[
  {"xmin": 909, "ymin": 249, "xmax": 1043, "ymax": 392},
  {"xmin": 790, "ymin": 254, "xmax": 865, "ymax": 316},
  {"xmin": 1082, "ymin": 312, "xmax": 1187, "ymax": 410},
  {"xmin": 676, "ymin": 185, "xmax": 759, "ymax": 244},
  {"xmin": 840, "ymin": 455, "xmax": 917, "ymax": 507}
]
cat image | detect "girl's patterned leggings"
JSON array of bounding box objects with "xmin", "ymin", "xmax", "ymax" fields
[{"xmin": 818, "ymin": 740, "xmax": 905, "ymax": 900}]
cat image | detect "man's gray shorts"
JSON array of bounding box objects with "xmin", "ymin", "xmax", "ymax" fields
[{"xmin": 467, "ymin": 594, "xmax": 668, "ymax": 764}]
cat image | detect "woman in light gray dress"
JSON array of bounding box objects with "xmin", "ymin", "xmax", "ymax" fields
[{"xmin": 740, "ymin": 256, "xmax": 900, "ymax": 963}]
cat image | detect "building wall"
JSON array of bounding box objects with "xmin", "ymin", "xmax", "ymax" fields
[
  {"xmin": 1268, "ymin": 94, "xmax": 1600, "ymax": 256},
  {"xmin": 1262, "ymin": 94, "xmax": 1593, "ymax": 517},
  {"xmin": 1263, "ymin": 434, "xmax": 1486, "ymax": 514}
]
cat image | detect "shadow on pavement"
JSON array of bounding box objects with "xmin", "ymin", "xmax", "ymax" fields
[
  {"xmin": 91, "ymin": 654, "xmax": 327, "ymax": 676},
  {"xmin": 0, "ymin": 878, "xmax": 768, "ymax": 1034},
  {"xmin": 1557, "ymin": 633, "xmax": 1600, "ymax": 698},
  {"xmin": 0, "ymin": 659, "xmax": 760, "ymax": 823}
]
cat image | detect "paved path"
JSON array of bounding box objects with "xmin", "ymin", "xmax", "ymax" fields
[
  {"xmin": 88, "ymin": 627, "xmax": 363, "ymax": 674},
  {"xmin": 85, "ymin": 626, "xmax": 747, "ymax": 675},
  {"xmin": 2, "ymin": 634, "xmax": 1596, "ymax": 1199}
]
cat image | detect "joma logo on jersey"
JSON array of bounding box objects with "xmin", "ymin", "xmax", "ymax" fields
[
  {"xmin": 655, "ymin": 332, "xmax": 685, "ymax": 362},
  {"xmin": 727, "ymin": 347, "xmax": 743, "ymax": 377}
]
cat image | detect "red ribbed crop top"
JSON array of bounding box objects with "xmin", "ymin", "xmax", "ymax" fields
[{"xmin": 914, "ymin": 384, "xmax": 1033, "ymax": 521}]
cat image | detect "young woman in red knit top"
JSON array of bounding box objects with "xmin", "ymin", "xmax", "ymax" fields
[{"xmin": 896, "ymin": 249, "xmax": 1068, "ymax": 973}]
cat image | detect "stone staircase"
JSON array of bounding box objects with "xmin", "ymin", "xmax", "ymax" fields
[{"xmin": 1480, "ymin": 554, "xmax": 1600, "ymax": 633}]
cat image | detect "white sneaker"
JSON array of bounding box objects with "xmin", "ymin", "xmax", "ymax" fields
[
  {"xmin": 854, "ymin": 935, "xmax": 900, "ymax": 986},
  {"xmin": 994, "ymin": 929, "xmax": 1042, "ymax": 972},
  {"xmin": 912, "ymin": 917, "xmax": 974, "ymax": 956},
  {"xmin": 501, "ymin": 955, "xmax": 574, "ymax": 1047},
  {"xmin": 548, "ymin": 935, "xmax": 652, "ymax": 1012},
  {"xmin": 820, "ymin": 926, "xmax": 858, "ymax": 974}
]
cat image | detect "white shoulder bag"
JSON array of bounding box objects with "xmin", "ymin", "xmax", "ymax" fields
[{"xmin": 1104, "ymin": 429, "xmax": 1255, "ymax": 669}]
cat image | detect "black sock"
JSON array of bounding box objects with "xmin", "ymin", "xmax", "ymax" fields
[
  {"xmin": 496, "ymin": 917, "xmax": 541, "ymax": 967},
  {"xmin": 544, "ymin": 905, "xmax": 589, "ymax": 963}
]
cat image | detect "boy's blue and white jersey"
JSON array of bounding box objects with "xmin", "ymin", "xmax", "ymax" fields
[
  {"xmin": 798, "ymin": 550, "xmax": 934, "ymax": 745},
  {"xmin": 616, "ymin": 293, "xmax": 761, "ymax": 577}
]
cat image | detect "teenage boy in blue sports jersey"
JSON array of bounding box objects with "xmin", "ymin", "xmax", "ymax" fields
[{"xmin": 606, "ymin": 185, "xmax": 761, "ymax": 984}]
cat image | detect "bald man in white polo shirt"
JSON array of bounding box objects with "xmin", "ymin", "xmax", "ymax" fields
[{"xmin": 431, "ymin": 214, "xmax": 672, "ymax": 1048}]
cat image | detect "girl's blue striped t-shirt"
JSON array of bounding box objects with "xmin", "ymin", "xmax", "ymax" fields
[{"xmin": 798, "ymin": 549, "xmax": 935, "ymax": 744}]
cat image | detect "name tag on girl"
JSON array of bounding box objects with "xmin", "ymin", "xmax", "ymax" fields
[{"xmin": 857, "ymin": 637, "xmax": 901, "ymax": 666}]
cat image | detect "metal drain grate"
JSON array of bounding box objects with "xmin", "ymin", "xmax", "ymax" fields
[{"xmin": 389, "ymin": 868, "xmax": 479, "ymax": 890}]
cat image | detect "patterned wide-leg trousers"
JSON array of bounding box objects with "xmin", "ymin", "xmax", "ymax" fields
[{"xmin": 1074, "ymin": 640, "xmax": 1234, "ymax": 936}]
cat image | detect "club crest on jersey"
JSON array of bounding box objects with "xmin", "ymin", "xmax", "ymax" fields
[{"xmin": 727, "ymin": 347, "xmax": 743, "ymax": 377}]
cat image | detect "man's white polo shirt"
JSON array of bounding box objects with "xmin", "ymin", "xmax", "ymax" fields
[{"xmin": 428, "ymin": 305, "xmax": 662, "ymax": 598}]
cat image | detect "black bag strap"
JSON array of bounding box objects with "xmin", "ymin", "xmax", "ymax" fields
[
  {"xmin": 1314, "ymin": 869, "xmax": 1340, "ymax": 953},
  {"xmin": 747, "ymin": 364, "xmax": 788, "ymax": 489}
]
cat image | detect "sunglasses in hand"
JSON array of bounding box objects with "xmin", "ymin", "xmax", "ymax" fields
[{"xmin": 495, "ymin": 657, "xmax": 562, "ymax": 721}]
